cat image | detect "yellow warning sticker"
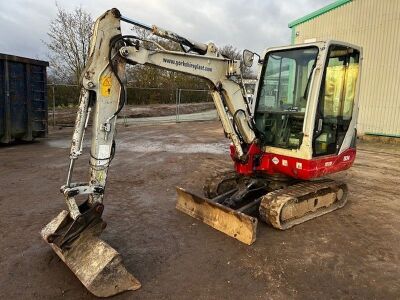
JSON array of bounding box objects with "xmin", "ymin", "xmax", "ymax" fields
[{"xmin": 100, "ymin": 75, "xmax": 112, "ymax": 97}]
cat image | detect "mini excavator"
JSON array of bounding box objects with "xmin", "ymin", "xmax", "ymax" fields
[{"xmin": 41, "ymin": 8, "xmax": 362, "ymax": 297}]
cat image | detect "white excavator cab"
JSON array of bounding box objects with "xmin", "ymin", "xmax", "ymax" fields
[{"xmin": 253, "ymin": 41, "xmax": 361, "ymax": 160}]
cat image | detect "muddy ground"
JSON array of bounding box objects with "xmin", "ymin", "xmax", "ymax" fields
[
  {"xmin": 51, "ymin": 102, "xmax": 214, "ymax": 126},
  {"xmin": 1, "ymin": 121, "xmax": 399, "ymax": 299}
]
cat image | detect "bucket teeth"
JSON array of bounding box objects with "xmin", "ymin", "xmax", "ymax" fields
[{"xmin": 41, "ymin": 210, "xmax": 141, "ymax": 297}]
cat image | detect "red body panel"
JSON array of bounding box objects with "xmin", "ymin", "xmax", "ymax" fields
[{"xmin": 231, "ymin": 144, "xmax": 356, "ymax": 180}]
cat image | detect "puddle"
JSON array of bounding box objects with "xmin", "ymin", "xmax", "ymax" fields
[
  {"xmin": 118, "ymin": 141, "xmax": 228, "ymax": 154},
  {"xmin": 45, "ymin": 139, "xmax": 90, "ymax": 149},
  {"xmin": 46, "ymin": 138, "xmax": 229, "ymax": 154}
]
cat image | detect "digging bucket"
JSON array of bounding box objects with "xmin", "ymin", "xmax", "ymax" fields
[{"xmin": 41, "ymin": 210, "xmax": 141, "ymax": 297}]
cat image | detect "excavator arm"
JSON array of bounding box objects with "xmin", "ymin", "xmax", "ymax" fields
[{"xmin": 41, "ymin": 8, "xmax": 258, "ymax": 297}]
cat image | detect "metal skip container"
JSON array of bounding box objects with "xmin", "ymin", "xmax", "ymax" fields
[{"xmin": 0, "ymin": 53, "xmax": 49, "ymax": 144}]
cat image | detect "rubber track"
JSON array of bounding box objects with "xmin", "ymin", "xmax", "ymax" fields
[
  {"xmin": 203, "ymin": 170, "xmax": 240, "ymax": 199},
  {"xmin": 259, "ymin": 179, "xmax": 348, "ymax": 230}
]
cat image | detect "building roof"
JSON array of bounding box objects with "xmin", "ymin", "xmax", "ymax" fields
[{"xmin": 288, "ymin": 0, "xmax": 352, "ymax": 28}]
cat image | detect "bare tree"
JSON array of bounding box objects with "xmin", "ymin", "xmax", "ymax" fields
[
  {"xmin": 220, "ymin": 45, "xmax": 253, "ymax": 78},
  {"xmin": 45, "ymin": 4, "xmax": 93, "ymax": 84},
  {"xmin": 126, "ymin": 25, "xmax": 209, "ymax": 90}
]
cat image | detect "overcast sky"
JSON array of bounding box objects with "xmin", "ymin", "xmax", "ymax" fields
[{"xmin": 0, "ymin": 0, "xmax": 333, "ymax": 61}]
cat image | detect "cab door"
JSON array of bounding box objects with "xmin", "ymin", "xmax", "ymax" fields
[{"xmin": 313, "ymin": 44, "xmax": 361, "ymax": 156}]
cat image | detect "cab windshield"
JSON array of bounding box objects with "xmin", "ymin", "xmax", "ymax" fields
[{"xmin": 254, "ymin": 47, "xmax": 319, "ymax": 149}]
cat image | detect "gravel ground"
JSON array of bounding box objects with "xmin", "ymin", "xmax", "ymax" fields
[{"xmin": 0, "ymin": 121, "xmax": 399, "ymax": 299}]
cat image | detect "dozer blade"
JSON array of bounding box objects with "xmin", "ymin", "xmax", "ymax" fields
[
  {"xmin": 176, "ymin": 187, "xmax": 258, "ymax": 245},
  {"xmin": 41, "ymin": 210, "xmax": 141, "ymax": 297}
]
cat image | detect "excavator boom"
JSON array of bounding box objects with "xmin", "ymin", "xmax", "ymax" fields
[{"xmin": 41, "ymin": 8, "xmax": 258, "ymax": 296}]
